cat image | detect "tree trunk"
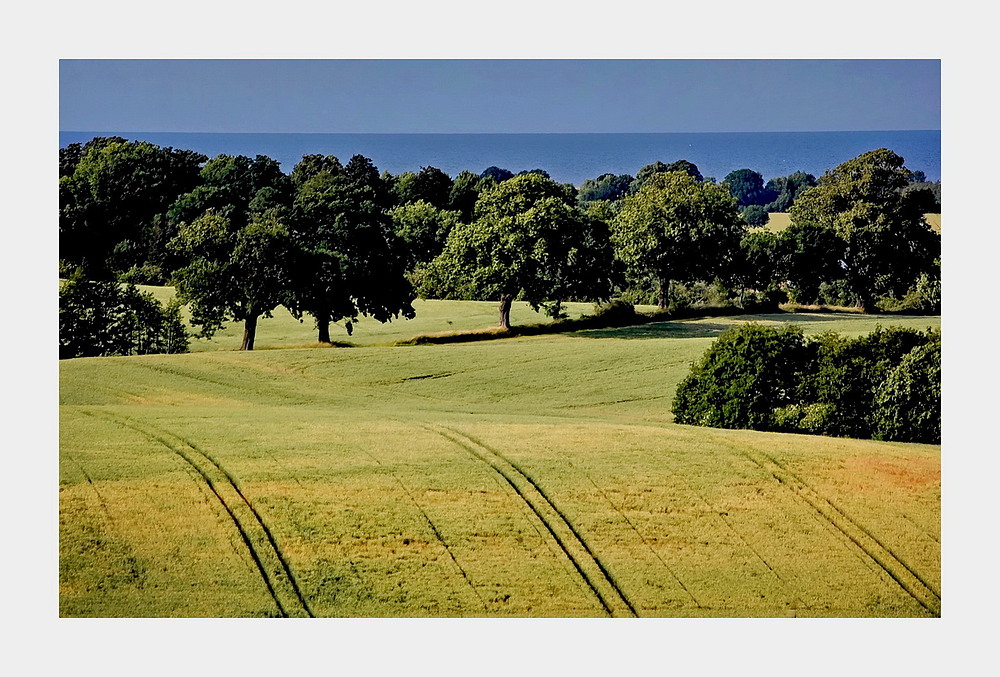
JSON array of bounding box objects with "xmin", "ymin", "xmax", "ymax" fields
[
  {"xmin": 316, "ymin": 311, "xmax": 331, "ymax": 344},
  {"xmin": 498, "ymin": 294, "xmax": 513, "ymax": 330},
  {"xmin": 241, "ymin": 313, "xmax": 259, "ymax": 351},
  {"xmin": 658, "ymin": 277, "xmax": 672, "ymax": 310}
]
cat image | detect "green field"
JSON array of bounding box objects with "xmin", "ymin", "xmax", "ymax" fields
[
  {"xmin": 758, "ymin": 212, "xmax": 941, "ymax": 233},
  {"xmin": 60, "ymin": 298, "xmax": 941, "ymax": 617}
]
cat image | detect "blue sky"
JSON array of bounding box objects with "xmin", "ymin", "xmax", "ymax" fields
[{"xmin": 59, "ymin": 59, "xmax": 940, "ymax": 134}]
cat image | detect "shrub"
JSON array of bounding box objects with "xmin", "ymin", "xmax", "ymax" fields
[
  {"xmin": 873, "ymin": 331, "xmax": 941, "ymax": 443},
  {"xmin": 672, "ymin": 324, "xmax": 809, "ymax": 429},
  {"xmin": 673, "ymin": 324, "xmax": 940, "ymax": 443},
  {"xmin": 740, "ymin": 205, "xmax": 769, "ymax": 226},
  {"xmin": 799, "ymin": 327, "xmax": 931, "ymax": 438},
  {"xmin": 59, "ymin": 272, "xmax": 189, "ymax": 358}
]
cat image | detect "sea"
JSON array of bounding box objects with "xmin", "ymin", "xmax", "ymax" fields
[{"xmin": 58, "ymin": 130, "xmax": 941, "ymax": 185}]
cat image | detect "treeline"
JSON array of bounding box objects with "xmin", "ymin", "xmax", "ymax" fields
[
  {"xmin": 60, "ymin": 137, "xmax": 941, "ymax": 353},
  {"xmin": 672, "ymin": 324, "xmax": 941, "ymax": 444}
]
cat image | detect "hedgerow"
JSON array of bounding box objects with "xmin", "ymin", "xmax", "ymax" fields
[{"xmin": 671, "ymin": 323, "xmax": 940, "ymax": 443}]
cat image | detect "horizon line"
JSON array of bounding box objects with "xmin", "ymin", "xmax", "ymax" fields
[{"xmin": 60, "ymin": 129, "xmax": 941, "ymax": 136}]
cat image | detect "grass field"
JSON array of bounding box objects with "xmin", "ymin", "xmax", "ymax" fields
[
  {"xmin": 758, "ymin": 212, "xmax": 940, "ymax": 233},
  {"xmin": 59, "ymin": 297, "xmax": 941, "ymax": 617}
]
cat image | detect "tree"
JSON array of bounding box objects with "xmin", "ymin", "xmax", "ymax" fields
[
  {"xmin": 578, "ymin": 173, "xmax": 634, "ymax": 205},
  {"xmin": 392, "ymin": 166, "xmax": 453, "ymax": 209},
  {"xmin": 426, "ymin": 173, "xmax": 615, "ymax": 329},
  {"xmin": 60, "ymin": 139, "xmax": 206, "ymax": 278},
  {"xmin": 775, "ymin": 222, "xmax": 847, "ymax": 304},
  {"xmin": 763, "ymin": 171, "xmax": 816, "ymax": 212},
  {"xmin": 611, "ymin": 171, "xmax": 745, "ymax": 308},
  {"xmin": 168, "ymin": 154, "xmax": 291, "ymax": 231},
  {"xmin": 633, "ymin": 160, "xmax": 704, "ymax": 192},
  {"xmin": 479, "ymin": 166, "xmax": 514, "ymax": 183},
  {"xmin": 447, "ymin": 170, "xmax": 482, "ymax": 222},
  {"xmin": 169, "ymin": 210, "xmax": 291, "ymax": 350},
  {"xmin": 789, "ymin": 149, "xmax": 940, "ymax": 310},
  {"xmin": 723, "ymin": 169, "xmax": 775, "ymax": 207},
  {"xmin": 285, "ymin": 155, "xmax": 415, "ymax": 344},
  {"xmin": 59, "ymin": 270, "xmax": 188, "ymax": 358},
  {"xmin": 390, "ymin": 200, "xmax": 461, "ymax": 270}
]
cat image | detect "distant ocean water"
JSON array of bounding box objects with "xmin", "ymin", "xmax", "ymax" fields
[{"xmin": 58, "ymin": 131, "xmax": 941, "ymax": 185}]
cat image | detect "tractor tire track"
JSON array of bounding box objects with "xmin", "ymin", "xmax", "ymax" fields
[
  {"xmin": 546, "ymin": 450, "xmax": 703, "ymax": 610},
  {"xmin": 738, "ymin": 446, "xmax": 940, "ymax": 617},
  {"xmin": 80, "ymin": 409, "xmax": 314, "ymax": 618},
  {"xmin": 425, "ymin": 423, "xmax": 638, "ymax": 618},
  {"xmin": 360, "ymin": 450, "xmax": 489, "ymax": 613}
]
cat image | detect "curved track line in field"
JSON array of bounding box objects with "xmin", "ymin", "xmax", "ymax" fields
[
  {"xmin": 62, "ymin": 451, "xmax": 118, "ymax": 528},
  {"xmin": 733, "ymin": 443, "xmax": 941, "ymax": 617},
  {"xmin": 545, "ymin": 451, "xmax": 703, "ymax": 610},
  {"xmin": 79, "ymin": 409, "xmax": 314, "ymax": 618},
  {"xmin": 426, "ymin": 424, "xmax": 638, "ymax": 618},
  {"xmin": 653, "ymin": 457, "xmax": 806, "ymax": 611},
  {"xmin": 359, "ymin": 450, "xmax": 489, "ymax": 613},
  {"xmin": 756, "ymin": 449, "xmax": 942, "ymax": 600}
]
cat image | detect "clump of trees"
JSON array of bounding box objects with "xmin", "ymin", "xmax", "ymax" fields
[
  {"xmin": 59, "ymin": 137, "xmax": 942, "ymax": 357},
  {"xmin": 424, "ymin": 173, "xmax": 616, "ymax": 329},
  {"xmin": 672, "ymin": 324, "xmax": 940, "ymax": 444},
  {"xmin": 59, "ymin": 271, "xmax": 189, "ymax": 359}
]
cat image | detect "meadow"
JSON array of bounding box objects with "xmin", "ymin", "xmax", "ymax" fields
[
  {"xmin": 759, "ymin": 212, "xmax": 941, "ymax": 233},
  {"xmin": 59, "ymin": 296, "xmax": 941, "ymax": 617}
]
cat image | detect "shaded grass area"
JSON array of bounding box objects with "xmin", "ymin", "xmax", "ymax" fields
[{"xmin": 60, "ymin": 310, "xmax": 940, "ymax": 617}]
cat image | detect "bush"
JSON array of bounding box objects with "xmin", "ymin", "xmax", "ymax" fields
[
  {"xmin": 740, "ymin": 205, "xmax": 769, "ymax": 226},
  {"xmin": 59, "ymin": 272, "xmax": 189, "ymax": 358},
  {"xmin": 873, "ymin": 331, "xmax": 941, "ymax": 443},
  {"xmin": 875, "ymin": 273, "xmax": 941, "ymax": 314},
  {"xmin": 673, "ymin": 324, "xmax": 940, "ymax": 443},
  {"xmin": 799, "ymin": 326, "xmax": 931, "ymax": 438},
  {"xmin": 672, "ymin": 324, "xmax": 809, "ymax": 429}
]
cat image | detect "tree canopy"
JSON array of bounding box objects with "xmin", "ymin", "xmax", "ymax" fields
[
  {"xmin": 611, "ymin": 171, "xmax": 745, "ymax": 308},
  {"xmin": 427, "ymin": 173, "xmax": 615, "ymax": 329},
  {"xmin": 286, "ymin": 155, "xmax": 414, "ymax": 343},
  {"xmin": 789, "ymin": 148, "xmax": 939, "ymax": 309}
]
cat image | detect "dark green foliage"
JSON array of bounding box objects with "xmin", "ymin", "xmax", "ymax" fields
[
  {"xmin": 169, "ymin": 210, "xmax": 292, "ymax": 350},
  {"xmin": 873, "ymin": 331, "xmax": 941, "ymax": 443},
  {"xmin": 394, "ymin": 166, "xmax": 453, "ymax": 210},
  {"xmin": 426, "ymin": 173, "xmax": 615, "ymax": 328},
  {"xmin": 168, "ymin": 154, "xmax": 292, "ymax": 231},
  {"xmin": 479, "ymin": 166, "xmax": 514, "ymax": 182},
  {"xmin": 875, "ymin": 271, "xmax": 941, "ymax": 314},
  {"xmin": 634, "ymin": 160, "xmax": 704, "ymax": 190},
  {"xmin": 736, "ymin": 230, "xmax": 782, "ymax": 294},
  {"xmin": 797, "ymin": 327, "xmax": 930, "ymax": 438},
  {"xmin": 578, "ymin": 173, "xmax": 634, "ymax": 205},
  {"xmin": 59, "ymin": 271, "xmax": 189, "ymax": 359},
  {"xmin": 776, "ymin": 222, "xmax": 847, "ymax": 304},
  {"xmin": 789, "ymin": 149, "xmax": 940, "ymax": 310},
  {"xmin": 390, "ymin": 201, "xmax": 461, "ymax": 270},
  {"xmin": 672, "ymin": 324, "xmax": 809, "ymax": 429},
  {"xmin": 286, "ymin": 154, "xmax": 414, "ymax": 343},
  {"xmin": 447, "ymin": 170, "xmax": 482, "ymax": 222},
  {"xmin": 673, "ymin": 324, "xmax": 940, "ymax": 443},
  {"xmin": 516, "ymin": 168, "xmax": 550, "ymax": 178},
  {"xmin": 611, "ymin": 171, "xmax": 746, "ymax": 308},
  {"xmin": 902, "ymin": 181, "xmax": 941, "ymax": 213},
  {"xmin": 60, "ymin": 140, "xmax": 207, "ymax": 278},
  {"xmin": 724, "ymin": 169, "xmax": 776, "ymax": 207},
  {"xmin": 763, "ymin": 171, "xmax": 816, "ymax": 212},
  {"xmin": 740, "ymin": 205, "xmax": 769, "ymax": 226}
]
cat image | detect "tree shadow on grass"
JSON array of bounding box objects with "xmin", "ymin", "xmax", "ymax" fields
[{"xmin": 569, "ymin": 312, "xmax": 890, "ymax": 340}]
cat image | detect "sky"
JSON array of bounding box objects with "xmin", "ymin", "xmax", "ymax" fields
[{"xmin": 59, "ymin": 59, "xmax": 940, "ymax": 134}]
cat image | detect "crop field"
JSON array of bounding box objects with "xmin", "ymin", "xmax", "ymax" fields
[
  {"xmin": 59, "ymin": 300, "xmax": 941, "ymax": 617},
  {"xmin": 757, "ymin": 212, "xmax": 940, "ymax": 233}
]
